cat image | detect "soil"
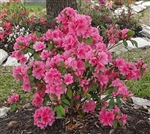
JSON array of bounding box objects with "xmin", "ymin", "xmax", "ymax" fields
[{"xmin": 0, "ymin": 102, "xmax": 150, "ymax": 134}]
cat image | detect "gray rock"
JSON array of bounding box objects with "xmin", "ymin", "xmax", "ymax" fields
[
  {"xmin": 0, "ymin": 107, "xmax": 10, "ymax": 118},
  {"xmin": 127, "ymin": 37, "xmax": 150, "ymax": 49},
  {"xmin": 131, "ymin": 96, "xmax": 150, "ymax": 107},
  {"xmin": 130, "ymin": 4, "xmax": 145, "ymax": 13},
  {"xmin": 0, "ymin": 49, "xmax": 8, "ymax": 65},
  {"xmin": 140, "ymin": 24, "xmax": 150, "ymax": 38},
  {"xmin": 135, "ymin": 1, "xmax": 144, "ymax": 5},
  {"xmin": 3, "ymin": 56, "xmax": 21, "ymax": 66},
  {"xmin": 3, "ymin": 52, "xmax": 32, "ymax": 66},
  {"xmin": 142, "ymin": 1, "xmax": 150, "ymax": 7}
]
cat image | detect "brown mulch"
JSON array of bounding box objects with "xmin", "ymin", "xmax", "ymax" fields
[{"xmin": 0, "ymin": 102, "xmax": 150, "ymax": 134}]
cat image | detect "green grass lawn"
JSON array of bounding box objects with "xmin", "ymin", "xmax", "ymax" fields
[{"xmin": 24, "ymin": 4, "xmax": 46, "ymax": 13}]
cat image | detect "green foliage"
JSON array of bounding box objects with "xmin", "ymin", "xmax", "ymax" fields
[{"xmin": 126, "ymin": 67, "xmax": 150, "ymax": 99}]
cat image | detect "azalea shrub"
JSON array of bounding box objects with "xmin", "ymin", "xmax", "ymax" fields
[
  {"xmin": 8, "ymin": 7, "xmax": 147, "ymax": 129},
  {"xmin": 0, "ymin": 0, "xmax": 47, "ymax": 53},
  {"xmin": 78, "ymin": 0, "xmax": 142, "ymax": 37}
]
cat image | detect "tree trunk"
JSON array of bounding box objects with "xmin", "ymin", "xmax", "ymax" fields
[{"xmin": 46, "ymin": 0, "xmax": 77, "ymax": 27}]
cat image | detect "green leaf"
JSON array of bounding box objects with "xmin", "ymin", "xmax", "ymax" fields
[
  {"xmin": 85, "ymin": 93, "xmax": 91, "ymax": 99},
  {"xmin": 113, "ymin": 120, "xmax": 118, "ymax": 129},
  {"xmin": 67, "ymin": 89, "xmax": 72, "ymax": 99},
  {"xmin": 47, "ymin": 43, "xmax": 54, "ymax": 50},
  {"xmin": 61, "ymin": 99, "xmax": 70, "ymax": 106},
  {"xmin": 85, "ymin": 60, "xmax": 90, "ymax": 68},
  {"xmin": 33, "ymin": 53, "xmax": 40, "ymax": 60},
  {"xmin": 89, "ymin": 84, "xmax": 97, "ymax": 92},
  {"xmin": 27, "ymin": 68, "xmax": 32, "ymax": 75},
  {"xmin": 43, "ymin": 94, "xmax": 50, "ymax": 106},
  {"xmin": 116, "ymin": 97, "xmax": 122, "ymax": 106},
  {"xmin": 21, "ymin": 96, "xmax": 26, "ymax": 102},
  {"xmin": 54, "ymin": 105, "xmax": 65, "ymax": 117},
  {"xmin": 123, "ymin": 40, "xmax": 128, "ymax": 47},
  {"xmin": 109, "ymin": 98, "xmax": 115, "ymax": 109},
  {"xmin": 19, "ymin": 78, "xmax": 23, "ymax": 85},
  {"xmin": 27, "ymin": 48, "xmax": 34, "ymax": 53},
  {"xmin": 118, "ymin": 120, "xmax": 123, "ymax": 127},
  {"xmin": 10, "ymin": 103, "xmax": 16, "ymax": 112},
  {"xmin": 62, "ymin": 83, "xmax": 66, "ymax": 88},
  {"xmin": 102, "ymin": 95, "xmax": 110, "ymax": 101},
  {"xmin": 130, "ymin": 40, "xmax": 138, "ymax": 48},
  {"xmin": 60, "ymin": 61, "xmax": 65, "ymax": 67},
  {"xmin": 35, "ymin": 31, "xmax": 41, "ymax": 38},
  {"xmin": 84, "ymin": 37, "xmax": 93, "ymax": 44},
  {"xmin": 127, "ymin": 30, "xmax": 135, "ymax": 36},
  {"xmin": 29, "ymin": 75, "xmax": 34, "ymax": 82},
  {"xmin": 78, "ymin": 37, "xmax": 82, "ymax": 42}
]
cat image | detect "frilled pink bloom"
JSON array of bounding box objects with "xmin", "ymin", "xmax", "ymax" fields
[
  {"xmin": 32, "ymin": 93, "xmax": 43, "ymax": 107},
  {"xmin": 13, "ymin": 65, "xmax": 31, "ymax": 92},
  {"xmin": 40, "ymin": 50, "xmax": 51, "ymax": 60},
  {"xmin": 46, "ymin": 84, "xmax": 66, "ymax": 100},
  {"xmin": 62, "ymin": 33, "xmax": 78, "ymax": 51},
  {"xmin": 11, "ymin": 51, "xmax": 27, "ymax": 64},
  {"xmin": 98, "ymin": 74, "xmax": 108, "ymax": 86},
  {"xmin": 40, "ymin": 18, "xmax": 46, "ymax": 25},
  {"xmin": 46, "ymin": 54, "xmax": 64, "ymax": 68},
  {"xmin": 99, "ymin": 0, "xmax": 105, "ymax": 4},
  {"xmin": 45, "ymin": 29, "xmax": 52, "ymax": 41},
  {"xmin": 113, "ymin": 106, "xmax": 127, "ymax": 125},
  {"xmin": 82, "ymin": 100, "xmax": 96, "ymax": 113},
  {"xmin": 22, "ymin": 82, "xmax": 31, "ymax": 92},
  {"xmin": 63, "ymin": 73, "xmax": 73, "ymax": 85},
  {"xmin": 76, "ymin": 44, "xmax": 93, "ymax": 60},
  {"xmin": 32, "ymin": 61, "xmax": 45, "ymax": 80},
  {"xmin": 80, "ymin": 80, "xmax": 89, "ymax": 87},
  {"xmin": 44, "ymin": 68, "xmax": 62, "ymax": 85},
  {"xmin": 33, "ymin": 41, "xmax": 46, "ymax": 52},
  {"xmin": 105, "ymin": 1, "xmax": 113, "ymax": 9},
  {"xmin": 99, "ymin": 109, "xmax": 115, "ymax": 126},
  {"xmin": 33, "ymin": 107, "xmax": 55, "ymax": 129},
  {"xmin": 8, "ymin": 93, "xmax": 19, "ymax": 104},
  {"xmin": 36, "ymin": 84, "xmax": 46, "ymax": 98},
  {"xmin": 98, "ymin": 51, "xmax": 108, "ymax": 65},
  {"xmin": 120, "ymin": 28, "xmax": 129, "ymax": 39},
  {"xmin": 117, "ymin": 114, "xmax": 127, "ymax": 125}
]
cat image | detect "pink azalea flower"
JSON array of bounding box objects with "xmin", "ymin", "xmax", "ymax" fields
[
  {"xmin": 8, "ymin": 93, "xmax": 19, "ymax": 104},
  {"xmin": 99, "ymin": 109, "xmax": 115, "ymax": 126},
  {"xmin": 82, "ymin": 100, "xmax": 96, "ymax": 113},
  {"xmin": 98, "ymin": 74, "xmax": 108, "ymax": 86},
  {"xmin": 40, "ymin": 50, "xmax": 51, "ymax": 60},
  {"xmin": 98, "ymin": 51, "xmax": 108, "ymax": 65},
  {"xmin": 99, "ymin": 0, "xmax": 105, "ymax": 4},
  {"xmin": 105, "ymin": 1, "xmax": 113, "ymax": 9},
  {"xmin": 32, "ymin": 61, "xmax": 45, "ymax": 80},
  {"xmin": 32, "ymin": 93, "xmax": 43, "ymax": 107},
  {"xmin": 33, "ymin": 41, "xmax": 46, "ymax": 52},
  {"xmin": 63, "ymin": 73, "xmax": 73, "ymax": 85},
  {"xmin": 33, "ymin": 107, "xmax": 55, "ymax": 129},
  {"xmin": 40, "ymin": 18, "xmax": 46, "ymax": 25}
]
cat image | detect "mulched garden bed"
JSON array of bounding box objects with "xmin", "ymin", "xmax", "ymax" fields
[{"xmin": 0, "ymin": 102, "xmax": 150, "ymax": 134}]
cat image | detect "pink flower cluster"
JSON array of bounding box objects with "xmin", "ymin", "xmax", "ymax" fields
[
  {"xmin": 33, "ymin": 107, "xmax": 55, "ymax": 129},
  {"xmin": 10, "ymin": 7, "xmax": 147, "ymax": 129},
  {"xmin": 99, "ymin": 106, "xmax": 127, "ymax": 127},
  {"xmin": 82, "ymin": 100, "xmax": 96, "ymax": 113},
  {"xmin": 8, "ymin": 93, "xmax": 19, "ymax": 104},
  {"xmin": 0, "ymin": 22, "xmax": 13, "ymax": 41},
  {"xmin": 106, "ymin": 24, "xmax": 131, "ymax": 44}
]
